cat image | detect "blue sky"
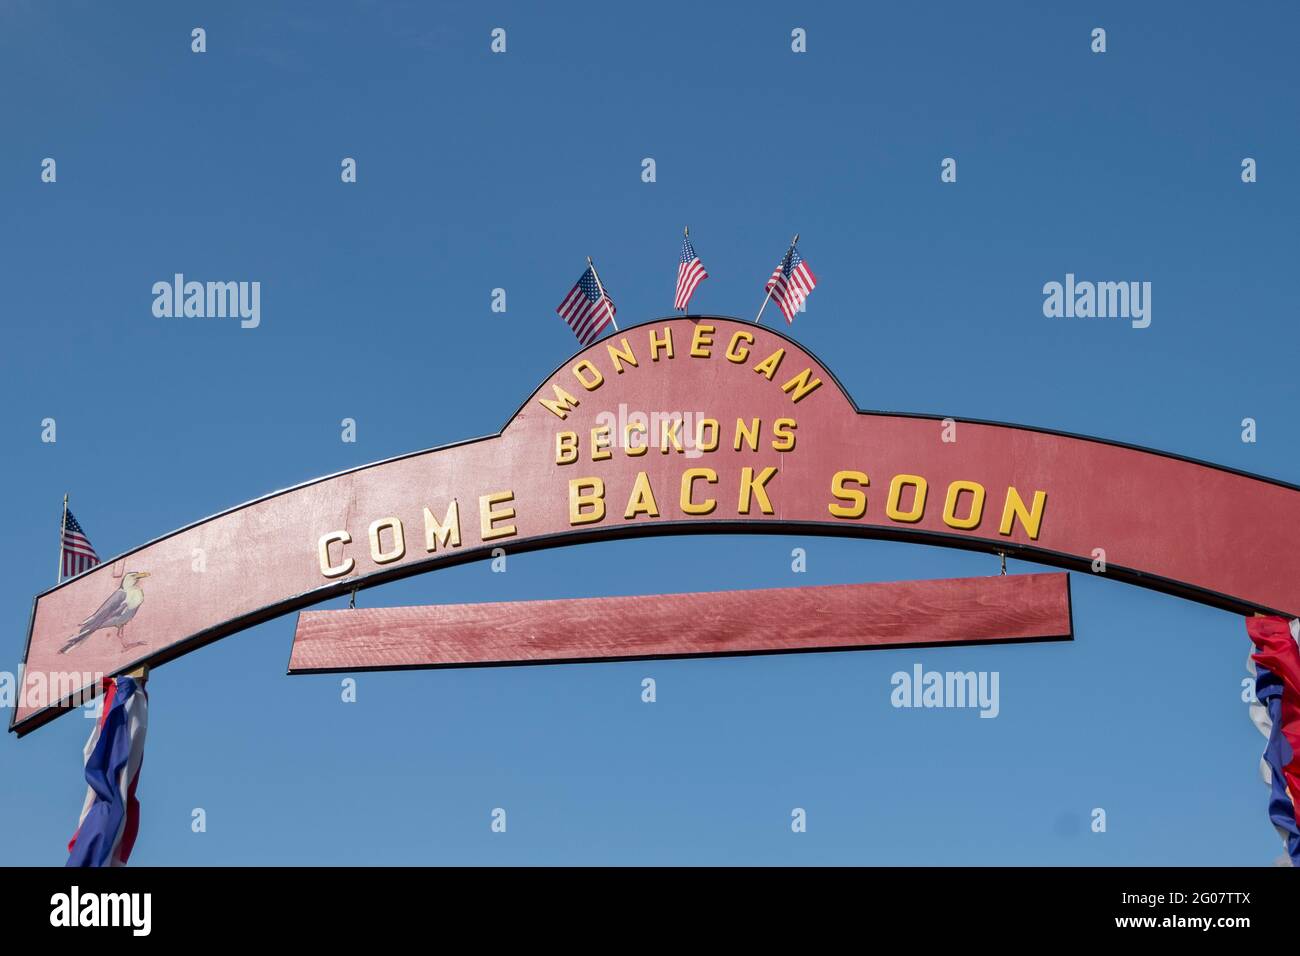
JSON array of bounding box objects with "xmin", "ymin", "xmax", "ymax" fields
[{"xmin": 2, "ymin": 0, "xmax": 1297, "ymax": 864}]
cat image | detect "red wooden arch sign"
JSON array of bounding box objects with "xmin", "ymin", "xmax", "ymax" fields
[{"xmin": 13, "ymin": 316, "xmax": 1300, "ymax": 734}]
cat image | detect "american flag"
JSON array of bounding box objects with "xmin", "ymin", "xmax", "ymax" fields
[
  {"xmin": 674, "ymin": 235, "xmax": 709, "ymax": 312},
  {"xmin": 61, "ymin": 509, "xmax": 101, "ymax": 579},
  {"xmin": 765, "ymin": 244, "xmax": 818, "ymax": 323},
  {"xmin": 556, "ymin": 265, "xmax": 616, "ymax": 345}
]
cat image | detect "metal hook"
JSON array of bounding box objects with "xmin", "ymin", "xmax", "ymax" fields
[
  {"xmin": 348, "ymin": 587, "xmax": 357, "ymax": 609},
  {"xmin": 998, "ymin": 552, "xmax": 1007, "ymax": 576}
]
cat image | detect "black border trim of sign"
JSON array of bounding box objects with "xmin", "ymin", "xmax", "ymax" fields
[{"xmin": 12, "ymin": 315, "xmax": 1297, "ymax": 735}]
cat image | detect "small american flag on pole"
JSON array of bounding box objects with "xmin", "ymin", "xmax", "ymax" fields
[
  {"xmin": 674, "ymin": 231, "xmax": 708, "ymax": 312},
  {"xmin": 556, "ymin": 264, "xmax": 616, "ymax": 346},
  {"xmin": 764, "ymin": 242, "xmax": 818, "ymax": 323},
  {"xmin": 61, "ymin": 509, "xmax": 101, "ymax": 580}
]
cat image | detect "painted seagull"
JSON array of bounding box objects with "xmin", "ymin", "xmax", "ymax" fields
[{"xmin": 58, "ymin": 571, "xmax": 151, "ymax": 655}]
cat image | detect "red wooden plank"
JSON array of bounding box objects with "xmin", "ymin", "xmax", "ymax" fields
[{"xmin": 287, "ymin": 572, "xmax": 1071, "ymax": 673}]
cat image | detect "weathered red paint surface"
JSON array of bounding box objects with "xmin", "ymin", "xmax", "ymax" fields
[
  {"xmin": 14, "ymin": 316, "xmax": 1300, "ymax": 734},
  {"xmin": 288, "ymin": 573, "xmax": 1073, "ymax": 672}
]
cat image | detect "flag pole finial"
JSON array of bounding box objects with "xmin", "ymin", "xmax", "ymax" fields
[{"xmin": 684, "ymin": 225, "xmax": 689, "ymax": 237}]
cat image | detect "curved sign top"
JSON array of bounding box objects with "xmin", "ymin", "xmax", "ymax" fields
[{"xmin": 14, "ymin": 316, "xmax": 1300, "ymax": 733}]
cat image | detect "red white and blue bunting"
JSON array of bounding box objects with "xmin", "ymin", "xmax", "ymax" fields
[
  {"xmin": 1245, "ymin": 616, "xmax": 1300, "ymax": 866},
  {"xmin": 66, "ymin": 675, "xmax": 148, "ymax": 867}
]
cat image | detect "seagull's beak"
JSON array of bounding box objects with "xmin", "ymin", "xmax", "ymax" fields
[{"xmin": 135, "ymin": 572, "xmax": 151, "ymax": 578}]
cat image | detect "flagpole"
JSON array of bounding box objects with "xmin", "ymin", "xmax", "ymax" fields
[
  {"xmin": 755, "ymin": 232, "xmax": 799, "ymax": 325},
  {"xmin": 56, "ymin": 493, "xmax": 68, "ymax": 584},
  {"xmin": 586, "ymin": 256, "xmax": 618, "ymax": 333},
  {"xmin": 681, "ymin": 226, "xmax": 689, "ymax": 314}
]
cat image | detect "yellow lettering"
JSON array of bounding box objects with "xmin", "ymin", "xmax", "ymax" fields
[
  {"xmin": 734, "ymin": 417, "xmax": 760, "ymax": 452},
  {"xmin": 753, "ymin": 348, "xmax": 785, "ymax": 380},
  {"xmin": 695, "ymin": 418, "xmax": 719, "ymax": 452},
  {"xmin": 573, "ymin": 359, "xmax": 603, "ymax": 391},
  {"xmin": 780, "ymin": 368, "xmax": 822, "ymax": 403},
  {"xmin": 480, "ymin": 491, "xmax": 517, "ymax": 541},
  {"xmin": 555, "ymin": 431, "xmax": 578, "ymax": 465},
  {"xmin": 540, "ymin": 384, "xmax": 580, "ymax": 420},
  {"xmin": 725, "ymin": 330, "xmax": 753, "ymax": 364},
  {"xmin": 886, "ymin": 474, "xmax": 927, "ymax": 523},
  {"xmin": 738, "ymin": 466, "xmax": 777, "ymax": 515},
  {"xmin": 660, "ymin": 416, "xmax": 684, "ymax": 453},
  {"xmin": 624, "ymin": 471, "xmax": 660, "ymax": 519},
  {"xmin": 680, "ymin": 468, "xmax": 717, "ymax": 515},
  {"xmin": 318, "ymin": 531, "xmax": 353, "ymax": 578},
  {"xmin": 591, "ymin": 426, "xmax": 612, "ymax": 461},
  {"xmin": 606, "ymin": 337, "xmax": 638, "ymax": 374},
  {"xmin": 569, "ymin": 477, "xmax": 606, "ymax": 525},
  {"xmin": 772, "ymin": 417, "xmax": 797, "ymax": 451},
  {"xmin": 690, "ymin": 323, "xmax": 715, "ymax": 357},
  {"xmin": 999, "ymin": 487, "xmax": 1047, "ymax": 540},
  {"xmin": 828, "ymin": 471, "xmax": 869, "ymax": 519},
  {"xmin": 942, "ymin": 481, "xmax": 985, "ymax": 530},
  {"xmin": 423, "ymin": 501, "xmax": 462, "ymax": 551},
  {"xmin": 368, "ymin": 517, "xmax": 406, "ymax": 564},
  {"xmin": 625, "ymin": 420, "xmax": 648, "ymax": 457},
  {"xmin": 650, "ymin": 326, "xmax": 674, "ymax": 361}
]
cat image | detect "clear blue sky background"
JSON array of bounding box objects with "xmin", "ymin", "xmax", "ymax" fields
[{"xmin": 2, "ymin": 1, "xmax": 1297, "ymax": 865}]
